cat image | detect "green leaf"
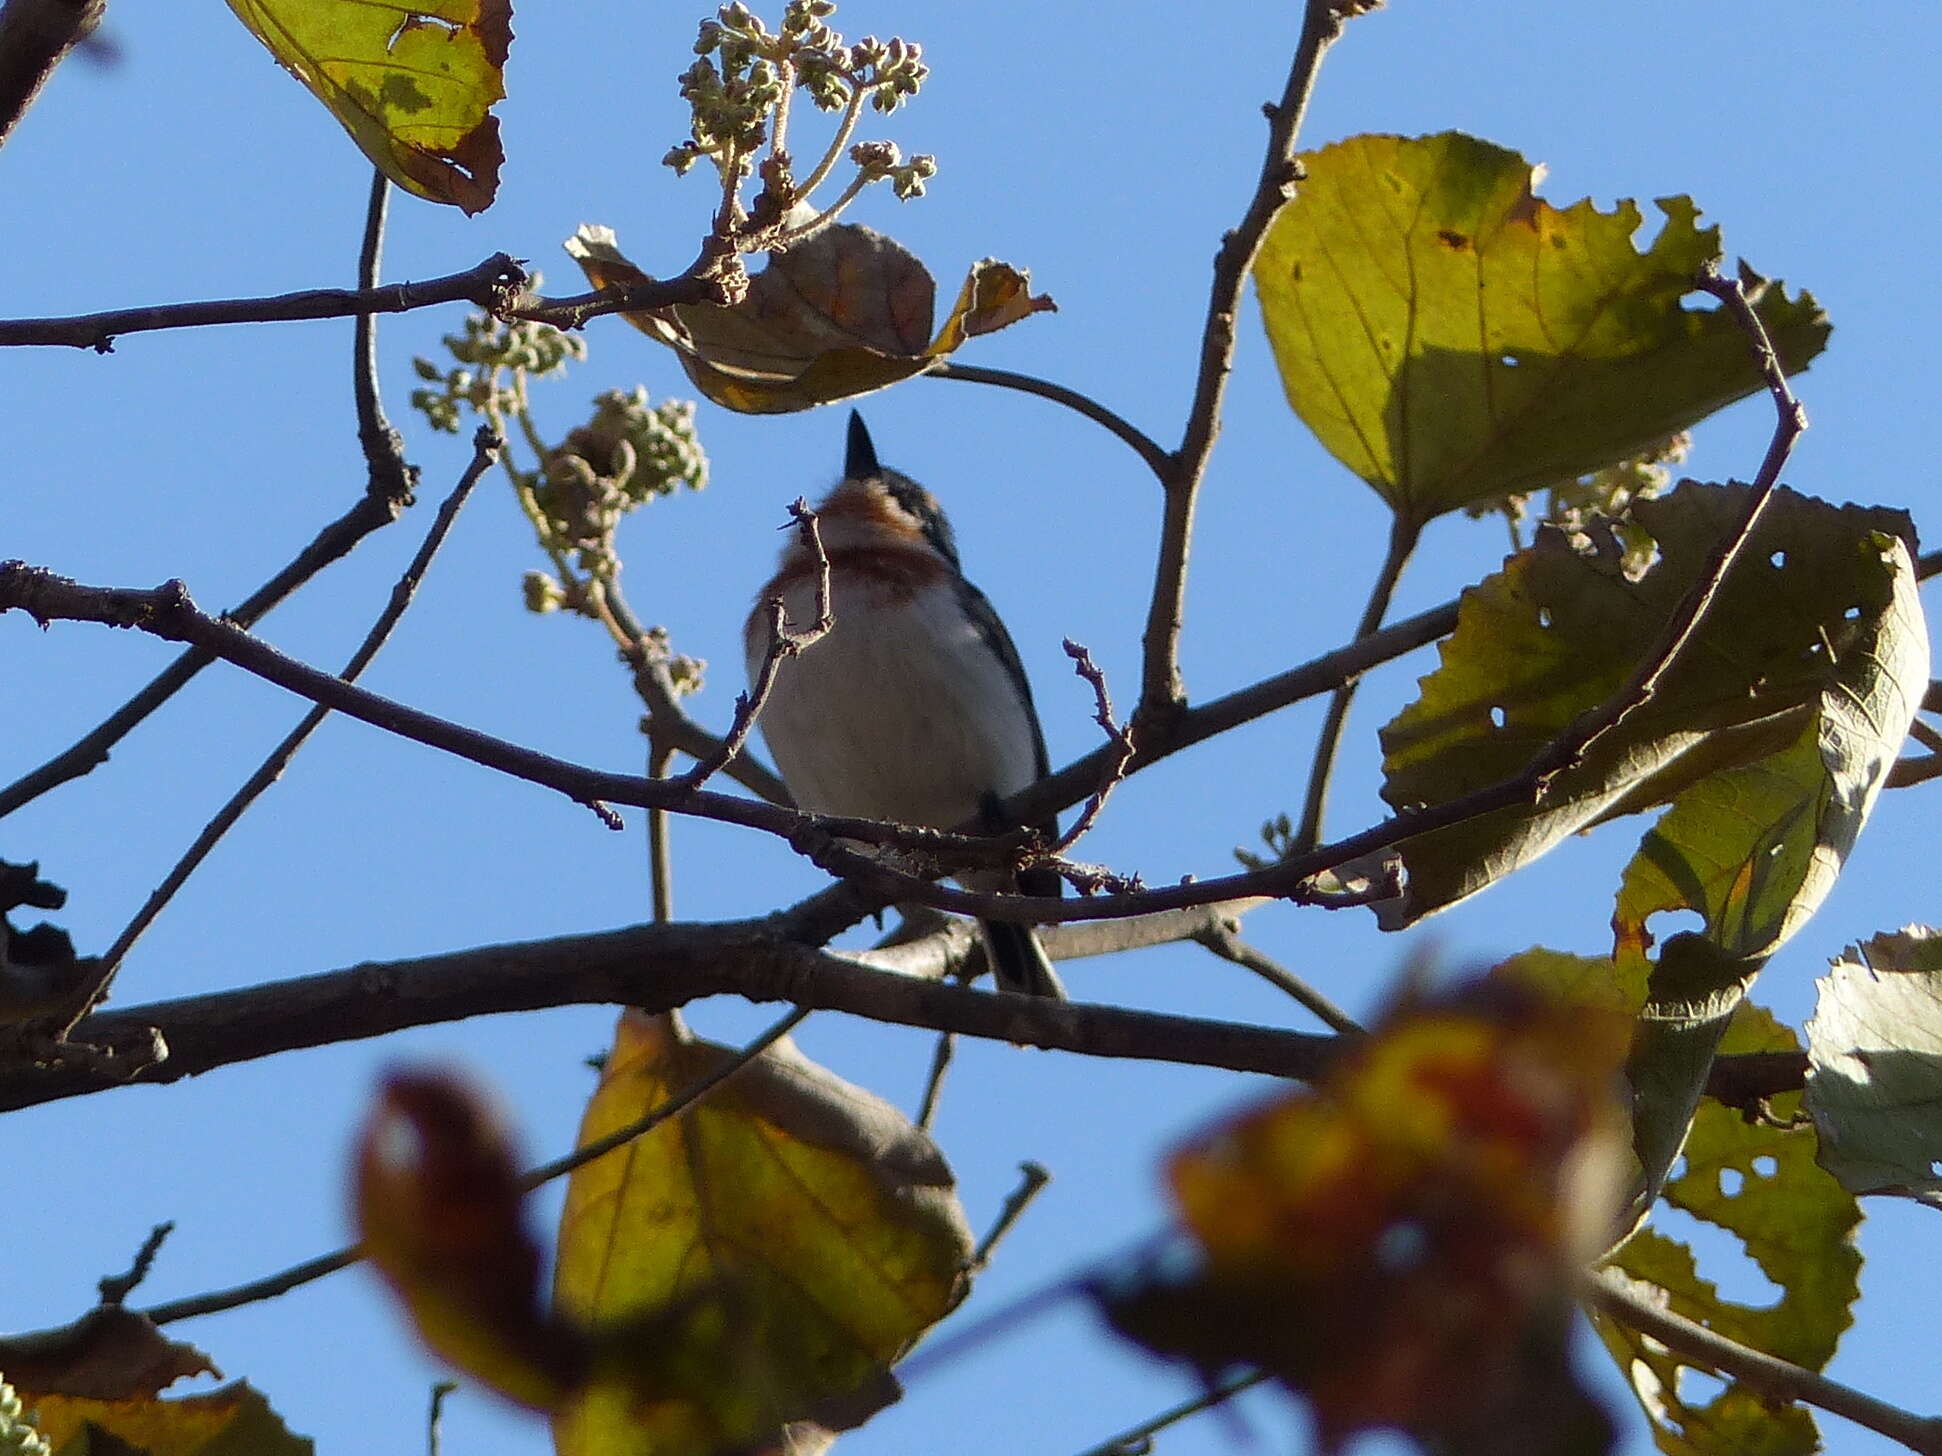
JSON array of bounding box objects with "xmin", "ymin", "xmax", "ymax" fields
[
  {"xmin": 1805, "ymin": 926, "xmax": 1942, "ymax": 1204},
  {"xmin": 565, "ymin": 223, "xmax": 1053, "ymax": 413},
  {"xmin": 1378, "ymin": 483, "xmax": 1925, "ymax": 945},
  {"xmin": 1594, "ymin": 1004, "xmax": 1861, "ymax": 1456},
  {"xmin": 1253, "ymin": 132, "xmax": 1829, "ymax": 522},
  {"xmin": 552, "ymin": 1011, "xmax": 972, "ymax": 1456},
  {"xmin": 29, "ymin": 1382, "xmax": 312, "ymax": 1456},
  {"xmin": 225, "ymin": 0, "xmax": 509, "ymax": 213}
]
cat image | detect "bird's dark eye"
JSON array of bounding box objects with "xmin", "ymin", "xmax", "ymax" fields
[{"xmin": 886, "ymin": 474, "xmax": 960, "ymax": 567}]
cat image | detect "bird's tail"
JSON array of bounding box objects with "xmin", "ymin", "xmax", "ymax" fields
[{"xmin": 981, "ymin": 918, "xmax": 1066, "ymax": 1000}]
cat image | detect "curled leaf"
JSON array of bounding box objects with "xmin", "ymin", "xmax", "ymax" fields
[
  {"xmin": 565, "ymin": 222, "xmax": 1053, "ymax": 413},
  {"xmin": 1378, "ymin": 484, "xmax": 1925, "ymax": 957},
  {"xmin": 22, "ymin": 1381, "xmax": 312, "ymax": 1456},
  {"xmin": 225, "ymin": 0, "xmax": 510, "ymax": 213},
  {"xmin": 1254, "ymin": 132, "xmax": 1829, "ymax": 521}
]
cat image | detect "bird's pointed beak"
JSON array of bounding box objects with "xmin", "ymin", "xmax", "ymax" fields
[{"xmin": 845, "ymin": 409, "xmax": 881, "ymax": 480}]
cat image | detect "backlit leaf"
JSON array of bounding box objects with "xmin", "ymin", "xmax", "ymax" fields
[
  {"xmin": 551, "ymin": 1011, "xmax": 972, "ymax": 1456},
  {"xmin": 1594, "ymin": 1005, "xmax": 1860, "ymax": 1456},
  {"xmin": 1254, "ymin": 132, "xmax": 1829, "ymax": 522},
  {"xmin": 355, "ymin": 1070, "xmax": 584, "ymax": 1411},
  {"xmin": 1378, "ymin": 484, "xmax": 1924, "ymax": 945},
  {"xmin": 27, "ymin": 1381, "xmax": 311, "ymax": 1456},
  {"xmin": 1805, "ymin": 926, "xmax": 1942, "ymax": 1204},
  {"xmin": 566, "ymin": 223, "xmax": 1053, "ymax": 413},
  {"xmin": 1104, "ymin": 977, "xmax": 1629, "ymax": 1455},
  {"xmin": 226, "ymin": 0, "xmax": 509, "ymax": 213}
]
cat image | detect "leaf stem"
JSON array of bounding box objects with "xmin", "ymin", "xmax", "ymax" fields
[{"xmin": 1292, "ymin": 512, "xmax": 1422, "ymax": 851}]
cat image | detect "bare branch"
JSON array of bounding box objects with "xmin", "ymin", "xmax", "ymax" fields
[
  {"xmin": 0, "ymin": 918, "xmax": 1342, "ymax": 1115},
  {"xmin": 1292, "ymin": 513, "xmax": 1422, "ymax": 852},
  {"xmin": 352, "ymin": 169, "xmax": 417, "ymax": 505},
  {"xmin": 51, "ymin": 429, "xmax": 501, "ymax": 1038},
  {"xmin": 1588, "ymin": 1270, "xmax": 1942, "ymax": 1455},
  {"xmin": 676, "ymin": 499, "xmax": 833, "ymax": 793},
  {"xmin": 0, "ymin": 255, "xmax": 531, "ymax": 352},
  {"xmin": 97, "ymin": 1222, "xmax": 174, "ymax": 1307},
  {"xmin": 968, "ymin": 1162, "xmax": 1051, "ymax": 1272},
  {"xmin": 1073, "ymin": 1370, "xmax": 1270, "ymax": 1456},
  {"xmin": 1195, "ymin": 917, "xmax": 1360, "ymax": 1034},
  {"xmin": 1048, "ymin": 639, "xmax": 1136, "ymax": 857},
  {"xmin": 1135, "ymin": 0, "xmax": 1350, "ymax": 731}
]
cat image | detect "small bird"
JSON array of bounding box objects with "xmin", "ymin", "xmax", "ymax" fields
[{"xmin": 746, "ymin": 412, "xmax": 1066, "ymax": 998}]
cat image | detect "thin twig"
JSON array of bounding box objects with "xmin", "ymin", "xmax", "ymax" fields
[
  {"xmin": 928, "ymin": 362, "xmax": 1171, "ymax": 480},
  {"xmin": 1888, "ymin": 754, "xmax": 1942, "ymax": 790},
  {"xmin": 352, "ymin": 170, "xmax": 417, "ymax": 505},
  {"xmin": 1587, "ymin": 1271, "xmax": 1942, "ymax": 1455},
  {"xmin": 1194, "ymin": 918, "xmax": 1360, "ymax": 1035},
  {"xmin": 53, "ymin": 429, "xmax": 501, "ymax": 1037},
  {"xmin": 514, "ymin": 1006, "xmax": 809, "ymax": 1191},
  {"xmin": 97, "ymin": 1222, "xmax": 175, "ymax": 1306},
  {"xmin": 915, "ymin": 1030, "xmax": 954, "ymax": 1131},
  {"xmin": 0, "ymin": 255, "xmax": 531, "ymax": 352},
  {"xmin": 1049, "ymin": 640, "xmax": 1136, "ymax": 856},
  {"xmin": 969, "ymin": 1162, "xmax": 1052, "ymax": 1272},
  {"xmin": 0, "ymin": 489, "xmax": 419, "ymax": 819},
  {"xmin": 1908, "ymin": 718, "xmax": 1942, "ymax": 756},
  {"xmin": 1522, "ymin": 262, "xmax": 1806, "ymax": 794},
  {"xmin": 648, "ymin": 742, "xmax": 676, "ymax": 923},
  {"xmin": 137, "ymin": 1008, "xmax": 810, "ymax": 1327},
  {"xmin": 0, "ymin": 0, "xmax": 103, "ymax": 149},
  {"xmin": 1072, "ymin": 1370, "xmax": 1270, "ymax": 1456},
  {"xmin": 426, "ymin": 1381, "xmax": 458, "ymax": 1456},
  {"xmin": 1292, "ymin": 513, "xmax": 1422, "ymax": 852},
  {"xmin": 1135, "ymin": 0, "xmax": 1348, "ymax": 731},
  {"xmin": 676, "ymin": 499, "xmax": 834, "ymax": 792}
]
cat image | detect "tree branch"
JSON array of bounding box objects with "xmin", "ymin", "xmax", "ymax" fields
[
  {"xmin": 1588, "ymin": 1270, "xmax": 1942, "ymax": 1455},
  {"xmin": 0, "ymin": 255, "xmax": 532, "ymax": 352},
  {"xmin": 58, "ymin": 429, "xmax": 500, "ymax": 1032},
  {"xmin": 351, "ymin": 170, "xmax": 418, "ymax": 505},
  {"xmin": 0, "ymin": 916, "xmax": 1340, "ymax": 1114},
  {"xmin": 1135, "ymin": 0, "xmax": 1348, "ymax": 731}
]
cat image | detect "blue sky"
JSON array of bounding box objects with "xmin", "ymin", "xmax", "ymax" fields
[{"xmin": 5, "ymin": 2, "xmax": 1940, "ymax": 1452}]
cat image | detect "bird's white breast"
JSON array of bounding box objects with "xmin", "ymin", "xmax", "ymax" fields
[{"xmin": 750, "ymin": 572, "xmax": 1040, "ymax": 830}]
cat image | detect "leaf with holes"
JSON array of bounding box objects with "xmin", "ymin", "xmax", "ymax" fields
[
  {"xmin": 1377, "ymin": 483, "xmax": 1925, "ymax": 947},
  {"xmin": 226, "ymin": 0, "xmax": 509, "ymax": 213},
  {"xmin": 565, "ymin": 222, "xmax": 1053, "ymax": 413},
  {"xmin": 551, "ymin": 1011, "xmax": 972, "ymax": 1456},
  {"xmin": 1253, "ymin": 131, "xmax": 1829, "ymax": 523},
  {"xmin": 1805, "ymin": 926, "xmax": 1942, "ymax": 1205},
  {"xmin": 1593, "ymin": 1002, "xmax": 1861, "ymax": 1456}
]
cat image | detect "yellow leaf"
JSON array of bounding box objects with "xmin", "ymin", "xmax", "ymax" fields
[
  {"xmin": 1254, "ymin": 132, "xmax": 1829, "ymax": 522},
  {"xmin": 28, "ymin": 1381, "xmax": 311, "ymax": 1456},
  {"xmin": 225, "ymin": 0, "xmax": 509, "ymax": 213},
  {"xmin": 552, "ymin": 1011, "xmax": 972, "ymax": 1456}
]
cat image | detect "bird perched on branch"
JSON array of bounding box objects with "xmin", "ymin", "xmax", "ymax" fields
[{"xmin": 747, "ymin": 412, "xmax": 1065, "ymax": 998}]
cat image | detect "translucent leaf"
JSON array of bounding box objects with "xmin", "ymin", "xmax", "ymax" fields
[
  {"xmin": 1594, "ymin": 1004, "xmax": 1860, "ymax": 1456},
  {"xmin": 225, "ymin": 0, "xmax": 509, "ymax": 213},
  {"xmin": 1805, "ymin": 926, "xmax": 1942, "ymax": 1204},
  {"xmin": 551, "ymin": 1011, "xmax": 972, "ymax": 1456},
  {"xmin": 355, "ymin": 1071, "xmax": 584, "ymax": 1411},
  {"xmin": 27, "ymin": 1382, "xmax": 312, "ymax": 1456},
  {"xmin": 1253, "ymin": 132, "xmax": 1829, "ymax": 522},
  {"xmin": 1104, "ymin": 977, "xmax": 1629, "ymax": 1454},
  {"xmin": 1378, "ymin": 484, "xmax": 1925, "ymax": 946},
  {"xmin": 565, "ymin": 223, "xmax": 1053, "ymax": 413}
]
